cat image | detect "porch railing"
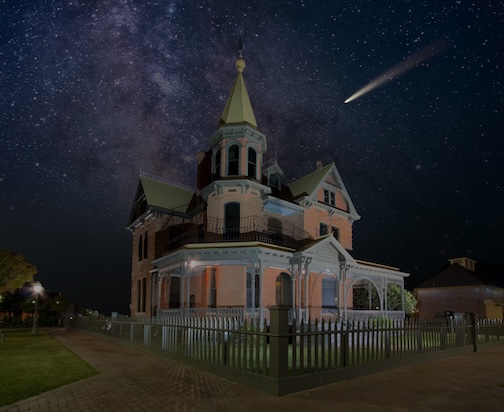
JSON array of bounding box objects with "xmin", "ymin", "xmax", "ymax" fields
[{"xmin": 166, "ymin": 216, "xmax": 311, "ymax": 252}]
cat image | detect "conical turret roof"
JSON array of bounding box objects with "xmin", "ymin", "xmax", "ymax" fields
[{"xmin": 219, "ymin": 57, "xmax": 258, "ymax": 128}]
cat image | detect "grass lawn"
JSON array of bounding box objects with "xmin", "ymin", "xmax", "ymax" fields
[{"xmin": 0, "ymin": 328, "xmax": 98, "ymax": 407}]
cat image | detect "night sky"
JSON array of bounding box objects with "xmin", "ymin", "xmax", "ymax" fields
[{"xmin": 1, "ymin": 1, "xmax": 503, "ymax": 315}]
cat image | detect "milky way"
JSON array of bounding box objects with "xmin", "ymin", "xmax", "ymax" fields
[{"xmin": 1, "ymin": 0, "xmax": 503, "ymax": 314}]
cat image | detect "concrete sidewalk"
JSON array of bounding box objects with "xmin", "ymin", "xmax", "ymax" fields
[{"xmin": 2, "ymin": 328, "xmax": 503, "ymax": 411}]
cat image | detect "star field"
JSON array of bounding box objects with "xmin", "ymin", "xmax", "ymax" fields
[{"xmin": 1, "ymin": 0, "xmax": 503, "ymax": 314}]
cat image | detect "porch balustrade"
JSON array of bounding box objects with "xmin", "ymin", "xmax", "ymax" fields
[{"xmin": 165, "ymin": 215, "xmax": 311, "ymax": 252}]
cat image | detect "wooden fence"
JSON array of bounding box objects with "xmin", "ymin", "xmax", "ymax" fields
[{"xmin": 70, "ymin": 307, "xmax": 504, "ymax": 396}]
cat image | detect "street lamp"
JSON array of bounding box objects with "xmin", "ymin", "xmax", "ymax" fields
[{"xmin": 31, "ymin": 281, "xmax": 44, "ymax": 336}]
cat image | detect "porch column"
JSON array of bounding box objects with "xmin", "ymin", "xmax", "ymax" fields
[
  {"xmin": 250, "ymin": 259, "xmax": 257, "ymax": 313},
  {"xmin": 258, "ymin": 259, "xmax": 264, "ymax": 328},
  {"xmin": 157, "ymin": 274, "xmax": 162, "ymax": 312},
  {"xmin": 302, "ymin": 257, "xmax": 311, "ymax": 323},
  {"xmin": 180, "ymin": 261, "xmax": 185, "ymax": 315},
  {"xmin": 401, "ymin": 279, "xmax": 405, "ymax": 313},
  {"xmin": 340, "ymin": 263, "xmax": 349, "ymax": 319},
  {"xmin": 187, "ymin": 264, "xmax": 191, "ymax": 314}
]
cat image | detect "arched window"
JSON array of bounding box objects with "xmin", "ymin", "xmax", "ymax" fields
[
  {"xmin": 228, "ymin": 144, "xmax": 239, "ymax": 176},
  {"xmin": 214, "ymin": 149, "xmax": 221, "ymax": 177},
  {"xmin": 275, "ymin": 272, "xmax": 293, "ymax": 306},
  {"xmin": 322, "ymin": 277, "xmax": 338, "ymax": 309},
  {"xmin": 269, "ymin": 173, "xmax": 280, "ymax": 189},
  {"xmin": 247, "ymin": 147, "xmax": 257, "ymax": 179},
  {"xmin": 224, "ymin": 202, "xmax": 240, "ymax": 240}
]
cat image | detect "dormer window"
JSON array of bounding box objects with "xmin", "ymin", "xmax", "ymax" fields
[
  {"xmin": 214, "ymin": 149, "xmax": 221, "ymax": 177},
  {"xmin": 248, "ymin": 147, "xmax": 257, "ymax": 179},
  {"xmin": 228, "ymin": 144, "xmax": 240, "ymax": 176},
  {"xmin": 270, "ymin": 173, "xmax": 280, "ymax": 189}
]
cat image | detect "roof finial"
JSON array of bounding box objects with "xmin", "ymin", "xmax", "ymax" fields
[
  {"xmin": 235, "ymin": 37, "xmax": 245, "ymax": 72},
  {"xmin": 237, "ymin": 37, "xmax": 244, "ymax": 58}
]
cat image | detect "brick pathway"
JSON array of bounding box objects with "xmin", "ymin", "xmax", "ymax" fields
[{"xmin": 2, "ymin": 329, "xmax": 503, "ymax": 411}]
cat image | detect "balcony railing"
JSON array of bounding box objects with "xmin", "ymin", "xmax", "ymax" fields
[{"xmin": 165, "ymin": 216, "xmax": 311, "ymax": 252}]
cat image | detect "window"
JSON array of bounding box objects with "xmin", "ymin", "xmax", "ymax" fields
[
  {"xmin": 324, "ymin": 189, "xmax": 329, "ymax": 204},
  {"xmin": 169, "ymin": 276, "xmax": 180, "ymax": 308},
  {"xmin": 143, "ymin": 231, "xmax": 148, "ymax": 259},
  {"xmin": 332, "ymin": 226, "xmax": 339, "ymax": 240},
  {"xmin": 224, "ymin": 202, "xmax": 240, "ymax": 240},
  {"xmin": 141, "ymin": 277, "xmax": 147, "ymax": 312},
  {"xmin": 270, "ymin": 173, "xmax": 280, "ymax": 189},
  {"xmin": 275, "ymin": 272, "xmax": 292, "ymax": 306},
  {"xmin": 138, "ymin": 234, "xmax": 143, "ymax": 261},
  {"xmin": 228, "ymin": 144, "xmax": 239, "ymax": 175},
  {"xmin": 246, "ymin": 272, "xmax": 260, "ymax": 308},
  {"xmin": 209, "ymin": 268, "xmax": 217, "ymax": 308},
  {"xmin": 137, "ymin": 279, "xmax": 141, "ymax": 312},
  {"xmin": 323, "ymin": 189, "xmax": 335, "ymax": 206},
  {"xmin": 248, "ymin": 147, "xmax": 257, "ymax": 179},
  {"xmin": 322, "ymin": 277, "xmax": 338, "ymax": 309},
  {"xmin": 214, "ymin": 149, "xmax": 221, "ymax": 177},
  {"xmin": 320, "ymin": 222, "xmax": 328, "ymax": 236}
]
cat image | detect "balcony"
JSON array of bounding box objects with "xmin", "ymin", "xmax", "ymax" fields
[{"xmin": 165, "ymin": 216, "xmax": 311, "ymax": 252}]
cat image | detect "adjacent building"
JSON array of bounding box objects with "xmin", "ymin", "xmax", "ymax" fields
[
  {"xmin": 127, "ymin": 54, "xmax": 409, "ymax": 322},
  {"xmin": 414, "ymin": 257, "xmax": 504, "ymax": 319}
]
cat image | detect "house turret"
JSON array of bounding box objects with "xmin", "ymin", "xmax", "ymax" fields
[{"xmin": 206, "ymin": 55, "xmax": 267, "ymax": 184}]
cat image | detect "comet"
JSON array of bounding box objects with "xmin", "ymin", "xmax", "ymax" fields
[{"xmin": 344, "ymin": 41, "xmax": 448, "ymax": 104}]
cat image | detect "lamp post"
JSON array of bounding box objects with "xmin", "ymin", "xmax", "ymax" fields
[{"xmin": 31, "ymin": 281, "xmax": 44, "ymax": 336}]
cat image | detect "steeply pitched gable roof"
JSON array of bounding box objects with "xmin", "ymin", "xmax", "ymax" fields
[
  {"xmin": 289, "ymin": 163, "xmax": 334, "ymax": 199},
  {"xmin": 140, "ymin": 175, "xmax": 194, "ymax": 213},
  {"xmin": 418, "ymin": 263, "xmax": 487, "ymax": 288},
  {"xmin": 288, "ymin": 162, "xmax": 360, "ymax": 220},
  {"xmin": 417, "ymin": 259, "xmax": 504, "ymax": 289},
  {"xmin": 128, "ymin": 174, "xmax": 195, "ymax": 226}
]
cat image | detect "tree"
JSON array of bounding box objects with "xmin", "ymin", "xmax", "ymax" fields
[
  {"xmin": 387, "ymin": 284, "xmax": 417, "ymax": 315},
  {"xmin": 0, "ymin": 249, "xmax": 37, "ymax": 294}
]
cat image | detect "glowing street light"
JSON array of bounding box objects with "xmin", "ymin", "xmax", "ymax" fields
[{"xmin": 31, "ymin": 281, "xmax": 44, "ymax": 336}]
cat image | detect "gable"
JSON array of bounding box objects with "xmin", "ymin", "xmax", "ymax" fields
[
  {"xmin": 289, "ymin": 162, "xmax": 360, "ymax": 220},
  {"xmin": 417, "ymin": 263, "xmax": 485, "ymax": 288},
  {"xmin": 128, "ymin": 174, "xmax": 196, "ymax": 227},
  {"xmin": 140, "ymin": 176, "xmax": 194, "ymax": 213},
  {"xmin": 297, "ymin": 234, "xmax": 355, "ymax": 265},
  {"xmin": 289, "ymin": 163, "xmax": 333, "ymax": 199}
]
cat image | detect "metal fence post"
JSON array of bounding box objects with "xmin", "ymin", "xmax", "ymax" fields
[
  {"xmin": 467, "ymin": 313, "xmax": 478, "ymax": 352},
  {"xmin": 269, "ymin": 306, "xmax": 289, "ymax": 379},
  {"xmin": 340, "ymin": 326, "xmax": 349, "ymax": 367}
]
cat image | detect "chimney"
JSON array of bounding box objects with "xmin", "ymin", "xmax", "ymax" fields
[
  {"xmin": 448, "ymin": 257, "xmax": 476, "ymax": 272},
  {"xmin": 316, "ymin": 160, "xmax": 323, "ymax": 170}
]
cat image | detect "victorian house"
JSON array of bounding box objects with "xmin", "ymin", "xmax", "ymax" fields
[{"xmin": 127, "ymin": 54, "xmax": 409, "ymax": 322}]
